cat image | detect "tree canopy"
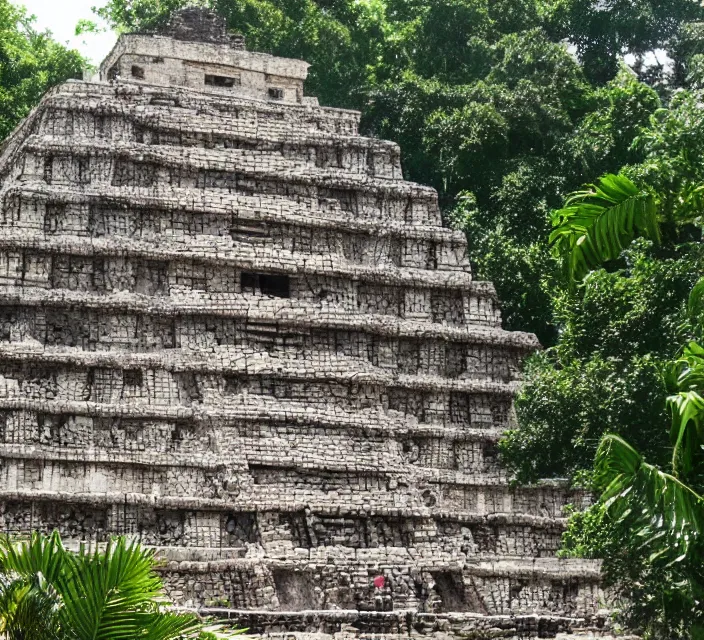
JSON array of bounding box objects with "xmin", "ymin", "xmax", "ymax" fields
[
  {"xmin": 0, "ymin": 0, "xmax": 84, "ymax": 142},
  {"xmin": 502, "ymin": 88, "xmax": 704, "ymax": 483}
]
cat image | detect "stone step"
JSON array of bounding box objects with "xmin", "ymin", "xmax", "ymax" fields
[
  {"xmin": 4, "ymin": 183, "xmax": 466, "ymax": 244},
  {"xmin": 0, "ymin": 286, "xmax": 508, "ymax": 335},
  {"xmin": 0, "ymin": 342, "xmax": 520, "ymax": 390},
  {"xmin": 196, "ymin": 610, "xmax": 615, "ymax": 639},
  {"xmin": 0, "ymin": 230, "xmax": 475, "ymax": 290},
  {"xmin": 23, "ymin": 136, "xmax": 437, "ymax": 207}
]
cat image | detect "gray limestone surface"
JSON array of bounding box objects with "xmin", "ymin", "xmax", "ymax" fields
[{"xmin": 0, "ymin": 8, "xmax": 609, "ymax": 639}]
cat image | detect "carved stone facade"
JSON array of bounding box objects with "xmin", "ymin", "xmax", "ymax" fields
[{"xmin": 0, "ymin": 9, "xmax": 607, "ymax": 639}]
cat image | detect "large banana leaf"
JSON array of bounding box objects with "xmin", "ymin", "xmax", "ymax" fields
[
  {"xmin": 595, "ymin": 434, "xmax": 704, "ymax": 561},
  {"xmin": 665, "ymin": 341, "xmax": 704, "ymax": 476},
  {"xmin": 550, "ymin": 173, "xmax": 660, "ymax": 285}
]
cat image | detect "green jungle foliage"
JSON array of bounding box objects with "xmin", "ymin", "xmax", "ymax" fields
[
  {"xmin": 547, "ymin": 172, "xmax": 704, "ymax": 636},
  {"xmin": 0, "ymin": 0, "xmax": 84, "ymax": 141},
  {"xmin": 502, "ymin": 91, "xmax": 704, "ymax": 483},
  {"xmin": 0, "ymin": 531, "xmax": 240, "ymax": 639}
]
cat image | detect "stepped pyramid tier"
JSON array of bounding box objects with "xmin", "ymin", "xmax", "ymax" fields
[{"xmin": 0, "ymin": 8, "xmax": 608, "ymax": 639}]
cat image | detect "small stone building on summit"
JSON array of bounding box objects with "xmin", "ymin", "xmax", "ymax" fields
[{"xmin": 0, "ymin": 7, "xmax": 604, "ymax": 638}]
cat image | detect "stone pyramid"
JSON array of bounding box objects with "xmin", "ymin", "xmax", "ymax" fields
[{"xmin": 0, "ymin": 7, "xmax": 605, "ymax": 638}]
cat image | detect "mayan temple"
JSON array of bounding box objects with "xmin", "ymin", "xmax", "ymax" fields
[{"xmin": 0, "ymin": 7, "xmax": 606, "ymax": 639}]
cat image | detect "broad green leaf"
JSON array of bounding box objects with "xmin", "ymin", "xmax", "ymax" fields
[{"xmin": 550, "ymin": 173, "xmax": 660, "ymax": 286}]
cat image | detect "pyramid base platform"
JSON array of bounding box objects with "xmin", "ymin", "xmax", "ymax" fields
[{"xmin": 199, "ymin": 609, "xmax": 626, "ymax": 640}]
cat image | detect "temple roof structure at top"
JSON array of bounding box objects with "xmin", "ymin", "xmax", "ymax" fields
[{"xmin": 99, "ymin": 7, "xmax": 311, "ymax": 105}]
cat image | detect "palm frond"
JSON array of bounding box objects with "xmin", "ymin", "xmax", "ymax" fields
[
  {"xmin": 550, "ymin": 173, "xmax": 660, "ymax": 285},
  {"xmin": 0, "ymin": 530, "xmax": 66, "ymax": 583},
  {"xmin": 0, "ymin": 532, "xmax": 245, "ymax": 639},
  {"xmin": 595, "ymin": 434, "xmax": 704, "ymax": 560},
  {"xmin": 56, "ymin": 536, "xmax": 203, "ymax": 640},
  {"xmin": 0, "ymin": 572, "xmax": 64, "ymax": 640},
  {"xmin": 667, "ymin": 390, "xmax": 704, "ymax": 476},
  {"xmin": 666, "ymin": 341, "xmax": 704, "ymax": 392}
]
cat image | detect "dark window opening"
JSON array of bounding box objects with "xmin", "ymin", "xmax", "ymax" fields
[
  {"xmin": 268, "ymin": 87, "xmax": 284, "ymax": 100},
  {"xmin": 149, "ymin": 96, "xmax": 178, "ymax": 107},
  {"xmin": 37, "ymin": 413, "xmax": 68, "ymax": 445},
  {"xmin": 131, "ymin": 65, "xmax": 145, "ymax": 79},
  {"xmin": 43, "ymin": 156, "xmax": 53, "ymax": 184},
  {"xmin": 240, "ymin": 272, "xmax": 257, "ymax": 294},
  {"xmin": 431, "ymin": 572, "xmax": 470, "ymax": 612},
  {"xmin": 205, "ymin": 74, "xmax": 239, "ymax": 88},
  {"xmin": 77, "ymin": 156, "xmax": 90, "ymax": 184},
  {"xmin": 170, "ymin": 421, "xmax": 193, "ymax": 444},
  {"xmin": 240, "ymin": 272, "xmax": 290, "ymax": 298},
  {"xmin": 223, "ymin": 375, "xmax": 242, "ymax": 395},
  {"xmin": 427, "ymin": 242, "xmax": 438, "ymax": 269},
  {"xmin": 483, "ymin": 441, "xmax": 499, "ymax": 461},
  {"xmin": 224, "ymin": 513, "xmax": 258, "ymax": 544},
  {"xmin": 260, "ymin": 274, "xmax": 290, "ymax": 297},
  {"xmin": 123, "ymin": 369, "xmax": 143, "ymax": 386}
]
